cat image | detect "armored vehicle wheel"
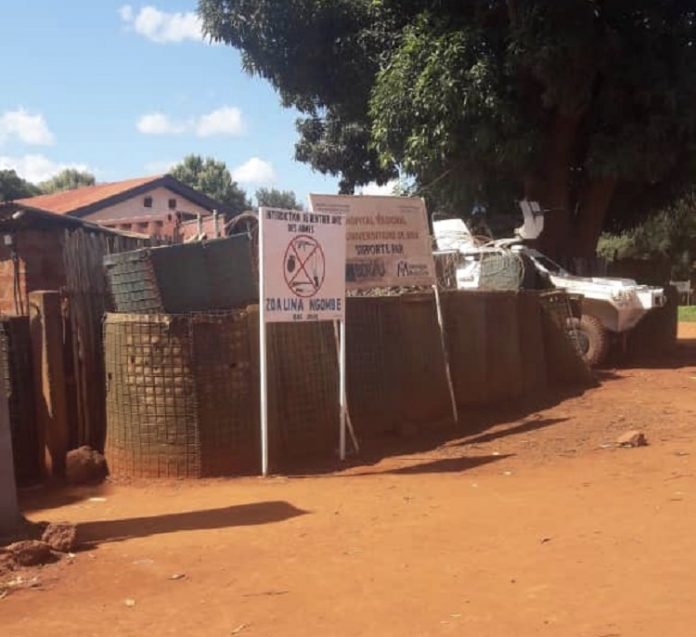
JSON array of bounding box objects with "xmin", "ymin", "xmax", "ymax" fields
[{"xmin": 569, "ymin": 314, "xmax": 610, "ymax": 367}]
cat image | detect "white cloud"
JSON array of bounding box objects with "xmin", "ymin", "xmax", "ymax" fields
[
  {"xmin": 0, "ymin": 109, "xmax": 54, "ymax": 146},
  {"xmin": 135, "ymin": 107, "xmax": 245, "ymax": 137},
  {"xmin": 136, "ymin": 112, "xmax": 187, "ymax": 135},
  {"xmin": 358, "ymin": 180, "xmax": 399, "ymax": 196},
  {"xmin": 232, "ymin": 158, "xmax": 276, "ymax": 185},
  {"xmin": 195, "ymin": 107, "xmax": 244, "ymax": 137},
  {"xmin": 120, "ymin": 5, "xmax": 204, "ymax": 44},
  {"xmin": 144, "ymin": 159, "xmax": 176, "ymax": 174},
  {"xmin": 118, "ymin": 5, "xmax": 133, "ymax": 21},
  {"xmin": 0, "ymin": 154, "xmax": 91, "ymax": 184}
]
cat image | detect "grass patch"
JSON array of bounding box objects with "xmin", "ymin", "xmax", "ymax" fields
[{"xmin": 678, "ymin": 306, "xmax": 696, "ymax": 322}]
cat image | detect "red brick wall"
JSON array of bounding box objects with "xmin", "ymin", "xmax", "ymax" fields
[
  {"xmin": 179, "ymin": 215, "xmax": 222, "ymax": 241},
  {"xmin": 99, "ymin": 212, "xmax": 179, "ymax": 239},
  {"xmin": 0, "ymin": 229, "xmax": 65, "ymax": 316}
]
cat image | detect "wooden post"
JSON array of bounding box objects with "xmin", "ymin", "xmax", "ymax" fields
[
  {"xmin": 29, "ymin": 291, "xmax": 70, "ymax": 479},
  {"xmin": 0, "ymin": 371, "xmax": 20, "ymax": 535}
]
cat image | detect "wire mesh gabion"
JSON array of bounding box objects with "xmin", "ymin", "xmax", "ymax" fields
[
  {"xmin": 433, "ymin": 244, "xmax": 524, "ymax": 292},
  {"xmin": 477, "ymin": 249, "xmax": 525, "ymax": 291},
  {"xmin": 103, "ymin": 235, "xmax": 257, "ymax": 315},
  {"xmin": 104, "ymin": 310, "xmax": 256, "ymax": 478},
  {"xmin": 266, "ymin": 320, "xmax": 339, "ymax": 461},
  {"xmin": 538, "ymin": 290, "xmax": 584, "ymax": 357}
]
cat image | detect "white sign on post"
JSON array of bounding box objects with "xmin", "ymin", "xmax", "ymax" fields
[
  {"xmin": 260, "ymin": 207, "xmax": 346, "ymax": 322},
  {"xmin": 258, "ymin": 207, "xmax": 347, "ymax": 476},
  {"xmin": 309, "ymin": 194, "xmax": 436, "ymax": 290},
  {"xmin": 309, "ymin": 194, "xmax": 458, "ymax": 425}
]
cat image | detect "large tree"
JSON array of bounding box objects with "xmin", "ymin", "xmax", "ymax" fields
[
  {"xmin": 255, "ymin": 187, "xmax": 303, "ymax": 210},
  {"xmin": 199, "ymin": 0, "xmax": 696, "ymax": 258},
  {"xmin": 0, "ymin": 169, "xmax": 39, "ymax": 202},
  {"xmin": 171, "ymin": 154, "xmax": 250, "ymax": 216},
  {"xmin": 39, "ymin": 168, "xmax": 95, "ymax": 194}
]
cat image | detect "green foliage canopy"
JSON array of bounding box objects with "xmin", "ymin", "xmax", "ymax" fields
[
  {"xmin": 170, "ymin": 154, "xmax": 250, "ymax": 216},
  {"xmin": 38, "ymin": 168, "xmax": 95, "ymax": 194},
  {"xmin": 0, "ymin": 170, "xmax": 39, "ymax": 202},
  {"xmin": 255, "ymin": 187, "xmax": 303, "ymax": 210},
  {"xmin": 199, "ymin": 0, "xmax": 696, "ymax": 257}
]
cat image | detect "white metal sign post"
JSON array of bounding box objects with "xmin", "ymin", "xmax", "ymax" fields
[
  {"xmin": 309, "ymin": 194, "xmax": 458, "ymax": 425},
  {"xmin": 258, "ymin": 206, "xmax": 347, "ymax": 476}
]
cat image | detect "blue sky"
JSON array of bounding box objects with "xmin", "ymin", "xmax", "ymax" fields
[{"xmin": 0, "ymin": 1, "xmax": 358, "ymax": 203}]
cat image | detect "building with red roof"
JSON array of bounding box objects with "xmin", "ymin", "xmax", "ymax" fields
[{"xmin": 15, "ymin": 174, "xmax": 229, "ymax": 241}]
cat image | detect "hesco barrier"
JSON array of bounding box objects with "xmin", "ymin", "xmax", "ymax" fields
[
  {"xmin": 103, "ymin": 290, "xmax": 593, "ymax": 477},
  {"xmin": 0, "ymin": 317, "xmax": 39, "ymax": 485},
  {"xmin": 104, "ymin": 235, "xmax": 257, "ymax": 314},
  {"xmin": 345, "ymin": 290, "xmax": 591, "ymax": 429},
  {"xmin": 627, "ymin": 285, "xmax": 679, "ymax": 360},
  {"xmin": 245, "ymin": 307, "xmax": 338, "ymax": 465},
  {"xmin": 439, "ymin": 290, "xmax": 579, "ymax": 406},
  {"xmin": 537, "ymin": 292, "xmax": 596, "ymax": 386},
  {"xmin": 443, "ymin": 291, "xmax": 524, "ymax": 405},
  {"xmin": 105, "ymin": 308, "xmax": 338, "ymax": 477},
  {"xmin": 104, "ymin": 311, "xmax": 256, "ymax": 478},
  {"xmin": 345, "ymin": 295, "xmax": 452, "ymax": 436}
]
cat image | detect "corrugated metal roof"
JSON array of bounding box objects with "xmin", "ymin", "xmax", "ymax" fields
[{"xmin": 15, "ymin": 175, "xmax": 162, "ymax": 215}]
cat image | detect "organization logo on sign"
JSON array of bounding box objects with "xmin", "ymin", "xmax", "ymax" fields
[
  {"xmin": 396, "ymin": 261, "xmax": 431, "ymax": 278},
  {"xmin": 283, "ymin": 235, "xmax": 326, "ymax": 298}
]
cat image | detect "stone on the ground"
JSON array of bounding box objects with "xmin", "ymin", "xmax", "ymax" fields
[
  {"xmin": 6, "ymin": 540, "xmax": 52, "ymax": 566},
  {"xmin": 616, "ymin": 430, "xmax": 648, "ymax": 448},
  {"xmin": 65, "ymin": 446, "xmax": 107, "ymax": 485},
  {"xmin": 42, "ymin": 522, "xmax": 77, "ymax": 553}
]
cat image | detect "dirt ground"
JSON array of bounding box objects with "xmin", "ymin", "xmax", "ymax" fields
[{"xmin": 2, "ymin": 324, "xmax": 696, "ymax": 636}]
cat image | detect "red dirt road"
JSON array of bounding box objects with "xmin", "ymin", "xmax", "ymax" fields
[{"xmin": 2, "ymin": 325, "xmax": 696, "ymax": 636}]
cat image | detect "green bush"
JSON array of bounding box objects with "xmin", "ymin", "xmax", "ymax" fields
[
  {"xmin": 678, "ymin": 306, "xmax": 696, "ymax": 322},
  {"xmin": 598, "ymin": 192, "xmax": 696, "ymax": 279}
]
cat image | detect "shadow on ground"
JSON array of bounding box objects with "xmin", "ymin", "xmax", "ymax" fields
[
  {"xmin": 77, "ymin": 501, "xmax": 308, "ymax": 546},
  {"xmin": 19, "ymin": 483, "xmax": 111, "ymax": 513},
  {"xmin": 623, "ymin": 340, "xmax": 696, "ymax": 370},
  {"xmin": 281, "ymin": 386, "xmax": 585, "ymax": 477},
  {"xmin": 350, "ymin": 454, "xmax": 513, "ymax": 477},
  {"xmin": 454, "ymin": 417, "xmax": 568, "ymax": 447},
  {"xmin": 601, "ymin": 338, "xmax": 696, "ymax": 372}
]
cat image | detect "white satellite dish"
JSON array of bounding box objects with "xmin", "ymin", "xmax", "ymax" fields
[{"xmin": 516, "ymin": 200, "xmax": 544, "ymax": 240}]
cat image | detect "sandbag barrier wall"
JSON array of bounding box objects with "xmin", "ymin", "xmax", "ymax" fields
[{"xmin": 103, "ymin": 290, "xmax": 592, "ymax": 477}]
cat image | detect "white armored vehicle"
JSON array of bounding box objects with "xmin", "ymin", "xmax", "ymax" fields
[{"xmin": 433, "ymin": 202, "xmax": 666, "ymax": 366}]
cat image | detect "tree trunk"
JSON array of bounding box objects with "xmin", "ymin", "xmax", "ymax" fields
[
  {"xmin": 571, "ymin": 176, "xmax": 617, "ymax": 258},
  {"xmin": 506, "ymin": 0, "xmax": 519, "ymax": 26},
  {"xmin": 535, "ymin": 112, "xmax": 582, "ymax": 259}
]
